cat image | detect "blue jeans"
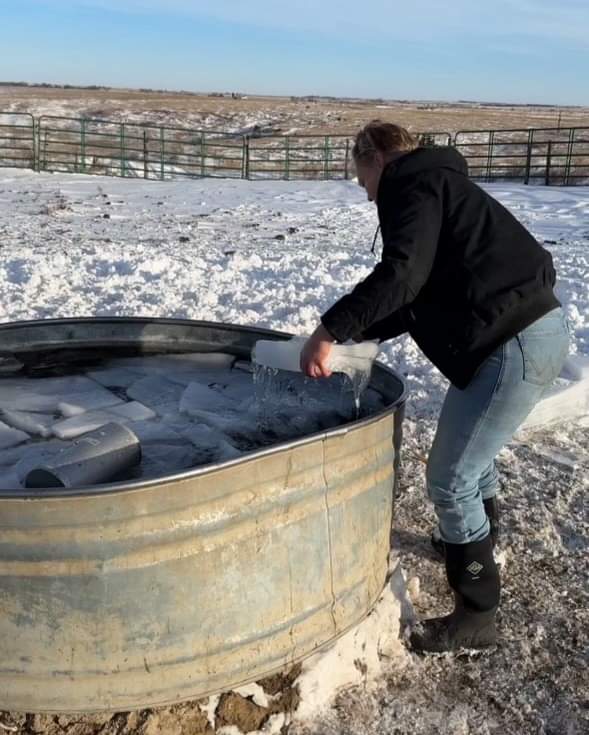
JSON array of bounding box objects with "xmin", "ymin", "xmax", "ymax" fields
[{"xmin": 426, "ymin": 307, "xmax": 570, "ymax": 545}]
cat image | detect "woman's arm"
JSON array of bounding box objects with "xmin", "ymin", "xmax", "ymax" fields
[{"xmin": 321, "ymin": 177, "xmax": 442, "ymax": 343}]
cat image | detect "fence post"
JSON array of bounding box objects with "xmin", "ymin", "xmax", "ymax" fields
[
  {"xmin": 344, "ymin": 139, "xmax": 350, "ymax": 179},
  {"xmin": 284, "ymin": 137, "xmax": 290, "ymax": 180},
  {"xmin": 485, "ymin": 131, "xmax": 494, "ymax": 183},
  {"xmin": 241, "ymin": 136, "xmax": 250, "ymax": 179},
  {"xmin": 200, "ymin": 132, "xmax": 205, "ymax": 177},
  {"xmin": 524, "ymin": 129, "xmax": 533, "ymax": 185},
  {"xmin": 160, "ymin": 127, "xmax": 165, "ymax": 180},
  {"xmin": 545, "ymin": 140, "xmax": 552, "ymax": 186},
  {"xmin": 143, "ymin": 129, "xmax": 148, "ymax": 179},
  {"xmin": 42, "ymin": 129, "xmax": 48, "ymax": 171},
  {"xmin": 324, "ymin": 136, "xmax": 330, "ymax": 179},
  {"xmin": 80, "ymin": 118, "xmax": 86, "ymax": 173},
  {"xmin": 31, "ymin": 117, "xmax": 37, "ymax": 171},
  {"xmin": 564, "ymin": 128, "xmax": 575, "ymax": 186},
  {"xmin": 120, "ymin": 123, "xmax": 126, "ymax": 178}
]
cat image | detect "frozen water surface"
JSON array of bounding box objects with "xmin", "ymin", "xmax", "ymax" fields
[{"xmin": 0, "ymin": 350, "xmax": 386, "ymax": 490}]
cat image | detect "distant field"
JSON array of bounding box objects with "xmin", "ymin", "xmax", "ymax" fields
[{"xmin": 1, "ymin": 85, "xmax": 588, "ymax": 136}]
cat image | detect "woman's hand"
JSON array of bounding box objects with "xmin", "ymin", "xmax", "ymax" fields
[{"xmin": 300, "ymin": 324, "xmax": 335, "ymax": 378}]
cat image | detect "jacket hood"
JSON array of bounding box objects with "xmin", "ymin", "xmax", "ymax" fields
[{"xmin": 384, "ymin": 146, "xmax": 469, "ymax": 179}]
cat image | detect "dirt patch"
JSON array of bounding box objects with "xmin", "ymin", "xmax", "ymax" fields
[
  {"xmin": 0, "ymin": 665, "xmax": 302, "ymax": 735},
  {"xmin": 215, "ymin": 692, "xmax": 268, "ymax": 732}
]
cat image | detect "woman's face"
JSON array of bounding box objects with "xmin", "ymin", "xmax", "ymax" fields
[{"xmin": 355, "ymin": 156, "xmax": 384, "ymax": 202}]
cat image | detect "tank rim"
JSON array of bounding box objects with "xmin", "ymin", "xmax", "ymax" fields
[{"xmin": 0, "ymin": 315, "xmax": 407, "ymax": 500}]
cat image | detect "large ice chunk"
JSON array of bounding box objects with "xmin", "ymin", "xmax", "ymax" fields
[
  {"xmin": 53, "ymin": 402, "xmax": 155, "ymax": 439},
  {"xmin": 175, "ymin": 420, "xmax": 242, "ymax": 461},
  {"xmin": 0, "ymin": 420, "xmax": 29, "ymax": 449},
  {"xmin": 183, "ymin": 408, "xmax": 255, "ymax": 439},
  {"xmin": 1, "ymin": 410, "xmax": 54, "ymax": 438},
  {"xmin": 109, "ymin": 353, "xmax": 235, "ymax": 386},
  {"xmin": 253, "ymin": 337, "xmax": 378, "ymax": 380},
  {"xmin": 180, "ymin": 381, "xmax": 238, "ymax": 415},
  {"xmin": 127, "ymin": 375, "xmax": 185, "ymax": 414},
  {"xmin": 58, "ymin": 387, "xmax": 124, "ymax": 417},
  {"xmin": 0, "ymin": 375, "xmax": 118, "ymax": 413}
]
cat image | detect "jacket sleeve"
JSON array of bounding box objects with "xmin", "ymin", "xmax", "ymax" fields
[{"xmin": 321, "ymin": 176, "xmax": 441, "ymax": 343}]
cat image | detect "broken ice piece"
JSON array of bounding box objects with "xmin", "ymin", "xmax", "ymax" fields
[
  {"xmin": 183, "ymin": 408, "xmax": 254, "ymax": 438},
  {"xmin": 0, "ymin": 420, "xmax": 29, "ymax": 449},
  {"xmin": 127, "ymin": 375, "xmax": 185, "ymax": 413},
  {"xmin": 0, "ymin": 375, "xmax": 109, "ymax": 413},
  {"xmin": 127, "ymin": 419, "xmax": 185, "ymax": 444},
  {"xmin": 180, "ymin": 381, "xmax": 237, "ymax": 415},
  {"xmin": 110, "ymin": 401, "xmax": 156, "ymax": 422},
  {"xmin": 52, "ymin": 402, "xmax": 155, "ymax": 439},
  {"xmin": 58, "ymin": 387, "xmax": 124, "ymax": 417},
  {"xmin": 1, "ymin": 410, "xmax": 54, "ymax": 438},
  {"xmin": 138, "ymin": 442, "xmax": 199, "ymax": 476},
  {"xmin": 0, "ymin": 391, "xmax": 58, "ymax": 413},
  {"xmin": 111, "ymin": 354, "xmax": 235, "ymax": 386}
]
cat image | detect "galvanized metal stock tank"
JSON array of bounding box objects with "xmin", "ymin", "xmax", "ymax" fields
[{"xmin": 0, "ymin": 318, "xmax": 406, "ymax": 713}]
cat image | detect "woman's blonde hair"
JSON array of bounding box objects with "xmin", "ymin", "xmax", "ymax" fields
[{"xmin": 352, "ymin": 120, "xmax": 417, "ymax": 164}]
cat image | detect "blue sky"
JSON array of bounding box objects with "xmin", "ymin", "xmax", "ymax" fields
[{"xmin": 1, "ymin": 0, "xmax": 587, "ymax": 105}]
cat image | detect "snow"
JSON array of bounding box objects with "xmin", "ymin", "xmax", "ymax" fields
[
  {"xmin": 0, "ymin": 170, "xmax": 585, "ymax": 427},
  {"xmin": 293, "ymin": 562, "xmax": 411, "ymax": 723},
  {"xmin": 0, "ymin": 168, "xmax": 587, "ymax": 732}
]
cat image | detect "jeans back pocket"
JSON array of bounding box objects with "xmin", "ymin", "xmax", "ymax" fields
[{"xmin": 517, "ymin": 323, "xmax": 570, "ymax": 387}]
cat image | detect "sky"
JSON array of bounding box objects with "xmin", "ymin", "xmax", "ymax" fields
[{"xmin": 0, "ymin": 0, "xmax": 588, "ymax": 105}]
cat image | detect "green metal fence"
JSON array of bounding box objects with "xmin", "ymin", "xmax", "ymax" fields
[
  {"xmin": 454, "ymin": 127, "xmax": 589, "ymax": 185},
  {"xmin": 0, "ymin": 112, "xmax": 35, "ymax": 170},
  {"xmin": 0, "ymin": 112, "xmax": 587, "ymax": 185},
  {"xmin": 37, "ymin": 116, "xmax": 246, "ymax": 179},
  {"xmin": 34, "ymin": 118, "xmax": 454, "ymax": 181}
]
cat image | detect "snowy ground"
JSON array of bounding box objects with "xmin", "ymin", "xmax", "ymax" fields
[{"xmin": 0, "ymin": 170, "xmax": 587, "ymax": 733}]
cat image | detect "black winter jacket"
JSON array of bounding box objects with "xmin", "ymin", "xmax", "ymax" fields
[{"xmin": 321, "ymin": 147, "xmax": 560, "ymax": 389}]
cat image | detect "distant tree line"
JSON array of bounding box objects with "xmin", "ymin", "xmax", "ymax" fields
[{"xmin": 0, "ymin": 81, "xmax": 111, "ymax": 90}]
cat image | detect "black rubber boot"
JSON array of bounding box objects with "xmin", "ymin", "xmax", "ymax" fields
[
  {"xmin": 484, "ymin": 496, "xmax": 500, "ymax": 548},
  {"xmin": 431, "ymin": 496, "xmax": 500, "ymax": 559},
  {"xmin": 410, "ymin": 535, "xmax": 500, "ymax": 653}
]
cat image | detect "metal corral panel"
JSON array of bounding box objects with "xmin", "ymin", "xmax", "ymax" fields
[{"xmin": 0, "ymin": 318, "xmax": 406, "ymax": 712}]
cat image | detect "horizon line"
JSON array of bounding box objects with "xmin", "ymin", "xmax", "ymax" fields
[{"xmin": 0, "ymin": 80, "xmax": 586, "ymax": 110}]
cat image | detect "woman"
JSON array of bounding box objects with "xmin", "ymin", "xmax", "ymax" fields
[{"xmin": 300, "ymin": 121, "xmax": 569, "ymax": 654}]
